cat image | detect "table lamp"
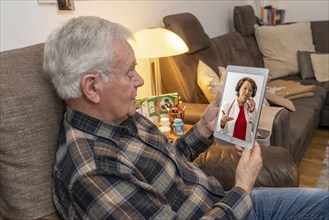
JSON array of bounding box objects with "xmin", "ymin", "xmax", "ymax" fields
[{"xmin": 129, "ymin": 28, "xmax": 188, "ymax": 121}]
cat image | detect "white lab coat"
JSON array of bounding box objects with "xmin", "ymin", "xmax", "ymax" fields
[{"xmin": 218, "ymin": 99, "xmax": 256, "ymax": 142}]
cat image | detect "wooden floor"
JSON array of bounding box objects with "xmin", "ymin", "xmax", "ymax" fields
[{"xmin": 299, "ymin": 128, "xmax": 329, "ymax": 188}]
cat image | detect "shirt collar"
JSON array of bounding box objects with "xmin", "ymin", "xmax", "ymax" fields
[
  {"xmin": 65, "ymin": 107, "xmax": 138, "ymax": 141},
  {"xmin": 65, "ymin": 107, "xmax": 169, "ymax": 154}
]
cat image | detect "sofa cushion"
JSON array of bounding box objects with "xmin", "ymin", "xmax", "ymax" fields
[
  {"xmin": 194, "ymin": 145, "xmax": 299, "ymax": 190},
  {"xmin": 298, "ymin": 51, "xmax": 316, "ymax": 80},
  {"xmin": 0, "ymin": 44, "xmax": 64, "ymax": 219},
  {"xmin": 163, "ymin": 13, "xmax": 211, "ymax": 54},
  {"xmin": 310, "ymin": 53, "xmax": 329, "ymax": 82},
  {"xmin": 292, "ymin": 86, "xmax": 327, "ymax": 115},
  {"xmin": 254, "ymin": 22, "xmax": 315, "ymax": 80},
  {"xmin": 288, "ymin": 106, "xmax": 315, "ymax": 164}
]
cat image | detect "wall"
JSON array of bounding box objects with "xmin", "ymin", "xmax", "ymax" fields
[
  {"xmin": 1, "ymin": 0, "xmax": 251, "ymax": 97},
  {"xmin": 0, "ymin": 1, "xmax": 253, "ymax": 51},
  {"xmin": 267, "ymin": 0, "xmax": 328, "ymax": 23},
  {"xmin": 1, "ymin": 0, "xmax": 328, "ymax": 97}
]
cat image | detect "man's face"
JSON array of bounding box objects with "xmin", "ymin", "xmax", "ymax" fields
[{"xmin": 98, "ymin": 40, "xmax": 144, "ymax": 124}]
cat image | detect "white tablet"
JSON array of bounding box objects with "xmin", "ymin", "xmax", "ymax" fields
[{"xmin": 214, "ymin": 65, "xmax": 269, "ymax": 149}]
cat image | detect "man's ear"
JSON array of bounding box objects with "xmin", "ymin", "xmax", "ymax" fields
[{"xmin": 81, "ymin": 73, "xmax": 101, "ymax": 103}]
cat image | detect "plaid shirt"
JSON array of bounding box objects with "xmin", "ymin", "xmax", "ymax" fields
[{"xmin": 53, "ymin": 107, "xmax": 252, "ymax": 219}]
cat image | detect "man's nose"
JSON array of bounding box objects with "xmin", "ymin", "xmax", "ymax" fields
[{"xmin": 135, "ymin": 72, "xmax": 144, "ymax": 87}]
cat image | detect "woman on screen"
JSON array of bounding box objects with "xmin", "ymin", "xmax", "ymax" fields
[{"xmin": 219, "ymin": 77, "xmax": 257, "ymax": 142}]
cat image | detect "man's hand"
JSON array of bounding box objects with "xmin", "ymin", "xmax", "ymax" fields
[
  {"xmin": 235, "ymin": 142, "xmax": 263, "ymax": 194},
  {"xmin": 197, "ymin": 93, "xmax": 221, "ymax": 137}
]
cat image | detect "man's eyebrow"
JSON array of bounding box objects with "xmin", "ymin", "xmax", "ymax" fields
[{"xmin": 129, "ymin": 62, "xmax": 137, "ymax": 70}]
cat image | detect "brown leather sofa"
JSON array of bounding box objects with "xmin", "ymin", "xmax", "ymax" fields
[
  {"xmin": 159, "ymin": 10, "xmax": 300, "ymax": 192},
  {"xmin": 160, "ymin": 6, "xmax": 328, "ymax": 166}
]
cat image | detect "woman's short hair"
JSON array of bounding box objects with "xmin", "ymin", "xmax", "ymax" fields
[
  {"xmin": 43, "ymin": 16, "xmax": 132, "ymax": 100},
  {"xmin": 235, "ymin": 77, "xmax": 257, "ymax": 97}
]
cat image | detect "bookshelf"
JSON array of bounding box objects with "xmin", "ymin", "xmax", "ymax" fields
[{"xmin": 260, "ymin": 5, "xmax": 286, "ymax": 26}]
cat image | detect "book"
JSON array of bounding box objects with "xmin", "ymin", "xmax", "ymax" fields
[
  {"xmin": 260, "ymin": 5, "xmax": 285, "ymax": 26},
  {"xmin": 136, "ymin": 93, "xmax": 179, "ymax": 122}
]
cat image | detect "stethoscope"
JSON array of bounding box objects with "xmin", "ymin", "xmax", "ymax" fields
[{"xmin": 226, "ymin": 99, "xmax": 253, "ymax": 124}]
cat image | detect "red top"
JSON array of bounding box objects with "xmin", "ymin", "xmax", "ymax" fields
[{"xmin": 233, "ymin": 106, "xmax": 247, "ymax": 140}]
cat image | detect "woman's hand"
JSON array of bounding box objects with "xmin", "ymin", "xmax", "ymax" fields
[
  {"xmin": 234, "ymin": 141, "xmax": 263, "ymax": 194},
  {"xmin": 220, "ymin": 110, "xmax": 234, "ymax": 128},
  {"xmin": 247, "ymin": 98, "xmax": 256, "ymax": 112}
]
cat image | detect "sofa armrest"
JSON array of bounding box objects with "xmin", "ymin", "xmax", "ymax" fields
[
  {"xmin": 194, "ymin": 144, "xmax": 299, "ymax": 190},
  {"xmin": 270, "ymin": 108, "xmax": 291, "ymax": 150}
]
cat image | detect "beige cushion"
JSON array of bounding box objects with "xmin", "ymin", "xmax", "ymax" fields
[
  {"xmin": 197, "ymin": 60, "xmax": 223, "ymax": 103},
  {"xmin": 254, "ymin": 22, "xmax": 315, "ymax": 80},
  {"xmin": 218, "ymin": 66, "xmax": 226, "ymax": 82},
  {"xmin": 0, "ymin": 44, "xmax": 64, "ymax": 219},
  {"xmin": 310, "ymin": 53, "xmax": 329, "ymax": 82}
]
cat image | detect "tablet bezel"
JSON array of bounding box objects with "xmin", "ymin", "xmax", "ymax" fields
[{"xmin": 213, "ymin": 65, "xmax": 269, "ymax": 149}]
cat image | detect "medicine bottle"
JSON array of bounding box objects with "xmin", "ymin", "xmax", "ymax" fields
[
  {"xmin": 173, "ymin": 118, "xmax": 184, "ymax": 136},
  {"xmin": 159, "ymin": 117, "xmax": 171, "ymax": 137}
]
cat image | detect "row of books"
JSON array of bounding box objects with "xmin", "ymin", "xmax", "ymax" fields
[
  {"xmin": 136, "ymin": 92, "xmax": 179, "ymax": 122},
  {"xmin": 260, "ymin": 5, "xmax": 286, "ymax": 26}
]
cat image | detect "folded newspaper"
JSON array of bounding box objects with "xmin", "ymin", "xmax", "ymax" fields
[{"xmin": 136, "ymin": 93, "xmax": 179, "ymax": 122}]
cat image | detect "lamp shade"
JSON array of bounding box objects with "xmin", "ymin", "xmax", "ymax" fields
[{"xmin": 129, "ymin": 28, "xmax": 189, "ymax": 59}]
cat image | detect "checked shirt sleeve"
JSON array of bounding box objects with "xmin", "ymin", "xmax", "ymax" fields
[
  {"xmin": 70, "ymin": 172, "xmax": 178, "ymax": 219},
  {"xmin": 172, "ymin": 123, "xmax": 214, "ymax": 162}
]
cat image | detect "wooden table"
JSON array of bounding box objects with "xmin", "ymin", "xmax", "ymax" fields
[{"xmin": 167, "ymin": 124, "xmax": 193, "ymax": 142}]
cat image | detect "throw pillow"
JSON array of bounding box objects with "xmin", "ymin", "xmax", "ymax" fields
[
  {"xmin": 197, "ymin": 60, "xmax": 223, "ymax": 103},
  {"xmin": 254, "ymin": 22, "xmax": 315, "ymax": 80},
  {"xmin": 297, "ymin": 51, "xmax": 315, "ymax": 80},
  {"xmin": 218, "ymin": 66, "xmax": 226, "ymax": 82},
  {"xmin": 310, "ymin": 53, "xmax": 329, "ymax": 82}
]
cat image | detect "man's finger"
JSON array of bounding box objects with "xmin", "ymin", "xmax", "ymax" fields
[
  {"xmin": 212, "ymin": 92, "xmax": 221, "ymax": 107},
  {"xmin": 240, "ymin": 147, "xmax": 251, "ymax": 160}
]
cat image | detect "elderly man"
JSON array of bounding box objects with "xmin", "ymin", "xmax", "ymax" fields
[{"xmin": 43, "ymin": 16, "xmax": 328, "ymax": 220}]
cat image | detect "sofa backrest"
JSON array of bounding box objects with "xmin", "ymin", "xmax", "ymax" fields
[
  {"xmin": 311, "ymin": 20, "xmax": 329, "ymax": 53},
  {"xmin": 234, "ymin": 5, "xmax": 264, "ymax": 68},
  {"xmin": 161, "ymin": 13, "xmax": 220, "ymax": 104},
  {"xmin": 160, "ymin": 12, "xmax": 255, "ymax": 104},
  {"xmin": 0, "ymin": 44, "xmax": 64, "ymax": 219}
]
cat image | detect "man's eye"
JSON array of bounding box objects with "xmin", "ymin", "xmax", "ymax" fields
[{"xmin": 126, "ymin": 72, "xmax": 134, "ymax": 80}]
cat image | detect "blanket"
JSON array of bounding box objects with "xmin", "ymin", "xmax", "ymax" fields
[
  {"xmin": 259, "ymin": 106, "xmax": 283, "ymax": 132},
  {"xmin": 266, "ymin": 80, "xmax": 316, "ymax": 100},
  {"xmin": 257, "ymin": 106, "xmax": 283, "ymax": 147}
]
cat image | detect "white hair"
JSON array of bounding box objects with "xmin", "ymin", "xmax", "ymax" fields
[{"xmin": 43, "ymin": 16, "xmax": 132, "ymax": 100}]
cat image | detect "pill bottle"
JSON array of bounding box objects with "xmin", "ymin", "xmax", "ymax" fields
[
  {"xmin": 159, "ymin": 117, "xmax": 171, "ymax": 137},
  {"xmin": 173, "ymin": 118, "xmax": 184, "ymax": 136}
]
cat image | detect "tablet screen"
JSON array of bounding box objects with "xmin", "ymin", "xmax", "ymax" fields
[{"xmin": 214, "ymin": 65, "xmax": 269, "ymax": 149}]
